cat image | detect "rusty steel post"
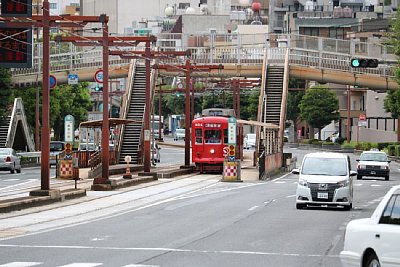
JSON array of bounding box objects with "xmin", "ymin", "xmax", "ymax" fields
[
  {"xmin": 347, "ymin": 85, "xmax": 351, "ymax": 143},
  {"xmin": 101, "ymin": 20, "xmax": 110, "ymax": 182},
  {"xmin": 40, "ymin": 0, "xmax": 50, "ymax": 190},
  {"xmin": 185, "ymin": 58, "xmax": 191, "ymax": 166},
  {"xmin": 191, "ymin": 78, "xmax": 195, "ymax": 124},
  {"xmin": 144, "ymin": 41, "xmax": 151, "ymax": 172},
  {"xmin": 159, "ymin": 90, "xmax": 162, "ymax": 139}
]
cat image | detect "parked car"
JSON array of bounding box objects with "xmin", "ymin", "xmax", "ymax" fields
[
  {"xmin": 78, "ymin": 142, "xmax": 96, "ymax": 151},
  {"xmin": 50, "ymin": 141, "xmax": 65, "ymax": 167},
  {"xmin": 292, "ymin": 152, "xmax": 356, "ymax": 210},
  {"xmin": 0, "ymin": 148, "xmax": 21, "ymax": 174},
  {"xmin": 356, "ymin": 150, "xmax": 391, "ymax": 181},
  {"xmin": 244, "ymin": 133, "xmax": 256, "ymax": 149},
  {"xmin": 174, "ymin": 129, "xmax": 186, "ymax": 141},
  {"xmin": 340, "ymin": 184, "xmax": 400, "ymax": 267}
]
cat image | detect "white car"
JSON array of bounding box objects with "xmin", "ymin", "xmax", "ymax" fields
[
  {"xmin": 292, "ymin": 152, "xmax": 356, "ymax": 210},
  {"xmin": 244, "ymin": 133, "xmax": 256, "ymax": 149},
  {"xmin": 0, "ymin": 148, "xmax": 21, "ymax": 174},
  {"xmin": 357, "ymin": 150, "xmax": 391, "ymax": 181},
  {"xmin": 174, "ymin": 129, "xmax": 186, "ymax": 141},
  {"xmin": 340, "ymin": 185, "xmax": 400, "ymax": 267}
]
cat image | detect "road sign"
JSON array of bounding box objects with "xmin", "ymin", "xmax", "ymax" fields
[
  {"xmin": 94, "ymin": 69, "xmax": 104, "ymax": 83},
  {"xmin": 65, "ymin": 142, "xmax": 72, "ymax": 154},
  {"xmin": 49, "ymin": 75, "xmax": 57, "ymax": 89},
  {"xmin": 223, "ymin": 146, "xmax": 229, "ymax": 157},
  {"xmin": 177, "ymin": 82, "xmax": 184, "ymax": 90},
  {"xmin": 228, "ymin": 116, "xmax": 237, "ymax": 145},
  {"xmin": 68, "ymin": 74, "xmax": 78, "ymax": 85},
  {"xmin": 64, "ymin": 115, "xmax": 74, "ymax": 143},
  {"xmin": 359, "ymin": 114, "xmax": 366, "ymax": 121}
]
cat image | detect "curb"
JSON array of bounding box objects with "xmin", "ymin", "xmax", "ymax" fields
[{"xmin": 0, "ymin": 188, "xmax": 86, "ymax": 213}]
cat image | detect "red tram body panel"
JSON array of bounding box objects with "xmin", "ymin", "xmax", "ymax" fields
[{"xmin": 191, "ymin": 116, "xmax": 231, "ymax": 173}]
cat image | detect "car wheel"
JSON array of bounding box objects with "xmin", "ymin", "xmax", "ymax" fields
[
  {"xmin": 385, "ymin": 176, "xmax": 389, "ymax": 181},
  {"xmin": 10, "ymin": 165, "xmax": 15, "ymax": 174},
  {"xmin": 343, "ymin": 203, "xmax": 352, "ymax": 211},
  {"xmin": 16, "ymin": 167, "xmax": 21, "ymax": 173},
  {"xmin": 365, "ymin": 251, "xmax": 380, "ymax": 267},
  {"xmin": 357, "ymin": 175, "xmax": 362, "ymax": 180},
  {"xmin": 296, "ymin": 203, "xmax": 306, "ymax": 209}
]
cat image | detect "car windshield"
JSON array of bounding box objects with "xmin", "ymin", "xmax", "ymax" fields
[
  {"xmin": 247, "ymin": 134, "xmax": 256, "ymax": 140},
  {"xmin": 301, "ymin": 157, "xmax": 348, "ymax": 176},
  {"xmin": 360, "ymin": 152, "xmax": 388, "ymax": 162}
]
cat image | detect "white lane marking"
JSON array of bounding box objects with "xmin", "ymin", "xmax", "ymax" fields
[
  {"xmin": 3, "ymin": 179, "xmax": 19, "ymax": 182},
  {"xmin": 0, "ymin": 263, "xmax": 41, "ymax": 267},
  {"xmin": 58, "ymin": 264, "xmax": 102, "ymax": 267},
  {"xmin": 274, "ymin": 181, "xmax": 286, "ymax": 184},
  {"xmin": 0, "ymin": 179, "xmax": 38, "ymax": 191},
  {"xmin": 0, "ymin": 244, "xmax": 340, "ymax": 259},
  {"xmin": 122, "ymin": 265, "xmax": 159, "ymax": 267},
  {"xmin": 248, "ymin": 205, "xmax": 259, "ymax": 211},
  {"xmin": 371, "ymin": 184, "xmax": 381, "ymax": 187},
  {"xmin": 286, "ymin": 195, "xmax": 296, "ymax": 198}
]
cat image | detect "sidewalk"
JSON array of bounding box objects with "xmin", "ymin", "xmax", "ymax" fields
[{"xmin": 0, "ymin": 148, "xmax": 260, "ymax": 213}]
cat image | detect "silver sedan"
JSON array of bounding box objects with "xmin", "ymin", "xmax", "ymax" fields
[{"xmin": 0, "ymin": 148, "xmax": 21, "ymax": 174}]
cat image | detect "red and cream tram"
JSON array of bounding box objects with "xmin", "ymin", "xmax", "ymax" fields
[{"xmin": 191, "ymin": 108, "xmax": 237, "ymax": 173}]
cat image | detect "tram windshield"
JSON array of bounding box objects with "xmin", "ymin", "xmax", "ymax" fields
[{"xmin": 205, "ymin": 130, "xmax": 221, "ymax": 144}]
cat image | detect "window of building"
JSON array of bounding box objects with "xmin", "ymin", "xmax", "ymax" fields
[
  {"xmin": 302, "ymin": 27, "xmax": 319, "ymax": 36},
  {"xmin": 178, "ymin": 3, "xmax": 190, "ymax": 9},
  {"xmin": 50, "ymin": 3, "xmax": 57, "ymax": 9}
]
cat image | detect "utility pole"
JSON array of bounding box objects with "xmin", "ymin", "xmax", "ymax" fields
[{"xmin": 1, "ymin": 3, "xmax": 108, "ymax": 192}]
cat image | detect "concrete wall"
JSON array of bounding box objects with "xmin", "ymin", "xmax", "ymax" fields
[{"xmin": 264, "ymin": 152, "xmax": 283, "ymax": 176}]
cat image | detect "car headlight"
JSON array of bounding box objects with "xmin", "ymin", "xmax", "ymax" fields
[
  {"xmin": 210, "ymin": 149, "xmax": 215, "ymax": 154},
  {"xmin": 338, "ymin": 179, "xmax": 349, "ymax": 187},
  {"xmin": 381, "ymin": 165, "xmax": 389, "ymax": 170},
  {"xmin": 298, "ymin": 179, "xmax": 308, "ymax": 187}
]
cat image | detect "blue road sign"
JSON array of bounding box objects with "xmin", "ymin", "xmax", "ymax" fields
[{"xmin": 49, "ymin": 75, "xmax": 57, "ymax": 89}]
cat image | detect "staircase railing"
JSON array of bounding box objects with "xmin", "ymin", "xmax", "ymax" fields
[
  {"xmin": 278, "ymin": 49, "xmax": 290, "ymax": 152},
  {"xmin": 6, "ymin": 98, "xmax": 35, "ymax": 151},
  {"xmin": 256, "ymin": 48, "xmax": 268, "ymax": 158}
]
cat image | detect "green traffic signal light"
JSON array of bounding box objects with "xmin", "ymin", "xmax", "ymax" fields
[{"xmin": 350, "ymin": 58, "xmax": 379, "ymax": 68}]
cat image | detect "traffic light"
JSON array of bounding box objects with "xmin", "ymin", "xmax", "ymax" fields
[
  {"xmin": 350, "ymin": 58, "xmax": 379, "ymax": 68},
  {"xmin": 228, "ymin": 145, "xmax": 235, "ymax": 157}
]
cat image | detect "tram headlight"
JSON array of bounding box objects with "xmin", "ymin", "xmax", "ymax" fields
[{"xmin": 210, "ymin": 148, "xmax": 215, "ymax": 154}]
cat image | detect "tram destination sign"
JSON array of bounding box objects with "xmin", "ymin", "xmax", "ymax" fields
[
  {"xmin": 1, "ymin": 0, "xmax": 32, "ymax": 17},
  {"xmin": 0, "ymin": 26, "xmax": 33, "ymax": 68}
]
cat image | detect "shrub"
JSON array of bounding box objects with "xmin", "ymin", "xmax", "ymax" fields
[
  {"xmin": 342, "ymin": 142, "xmax": 356, "ymax": 149},
  {"xmin": 387, "ymin": 145, "xmax": 396, "ymax": 156},
  {"xmin": 395, "ymin": 145, "xmax": 400, "ymax": 157}
]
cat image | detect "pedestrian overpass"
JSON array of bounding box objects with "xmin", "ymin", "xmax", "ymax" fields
[{"xmin": 6, "ymin": 33, "xmax": 399, "ymax": 175}]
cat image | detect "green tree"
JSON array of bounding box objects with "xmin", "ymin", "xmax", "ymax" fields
[
  {"xmin": 299, "ymin": 85, "xmax": 339, "ymax": 140},
  {"xmin": 13, "ymin": 82, "xmax": 92, "ymax": 141},
  {"xmin": 286, "ymin": 90, "xmax": 305, "ymax": 138},
  {"xmin": 50, "ymin": 83, "xmax": 92, "ymax": 140},
  {"xmin": 0, "ymin": 68, "xmax": 13, "ymax": 125}
]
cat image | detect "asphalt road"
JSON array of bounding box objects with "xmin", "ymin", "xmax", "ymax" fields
[{"xmin": 0, "ymin": 148, "xmax": 399, "ymax": 267}]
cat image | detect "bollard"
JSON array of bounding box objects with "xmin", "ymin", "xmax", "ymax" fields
[{"xmin": 123, "ymin": 155, "xmax": 132, "ymax": 179}]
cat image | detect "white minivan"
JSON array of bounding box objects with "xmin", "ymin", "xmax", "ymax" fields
[{"xmin": 292, "ymin": 152, "xmax": 357, "ymax": 210}]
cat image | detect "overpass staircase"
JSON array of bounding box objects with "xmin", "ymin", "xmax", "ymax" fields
[
  {"xmin": 118, "ymin": 64, "xmax": 147, "ymax": 165},
  {"xmin": 258, "ymin": 65, "xmax": 285, "ymax": 156},
  {"xmin": 0, "ymin": 98, "xmax": 35, "ymax": 151},
  {"xmin": 0, "ymin": 116, "xmax": 11, "ymax": 147}
]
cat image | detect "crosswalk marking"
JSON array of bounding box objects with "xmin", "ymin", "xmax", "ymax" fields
[
  {"xmin": 0, "ymin": 263, "xmax": 41, "ymax": 267},
  {"xmin": 58, "ymin": 264, "xmax": 102, "ymax": 267},
  {"xmin": 0, "ymin": 264, "xmax": 159, "ymax": 267}
]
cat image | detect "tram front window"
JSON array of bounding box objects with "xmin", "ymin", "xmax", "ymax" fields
[{"xmin": 205, "ymin": 130, "xmax": 221, "ymax": 144}]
